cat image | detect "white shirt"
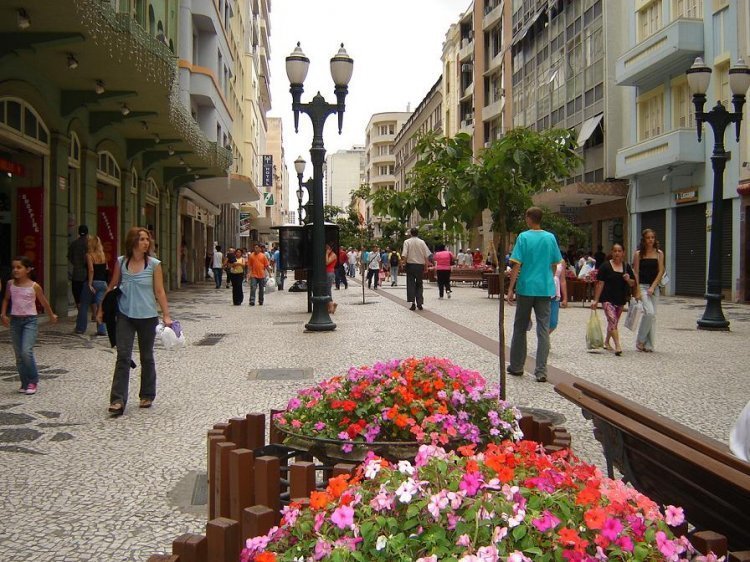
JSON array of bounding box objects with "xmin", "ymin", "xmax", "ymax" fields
[
  {"xmin": 347, "ymin": 250, "xmax": 356, "ymax": 264},
  {"xmin": 212, "ymin": 251, "xmax": 223, "ymax": 269},
  {"xmin": 402, "ymin": 236, "xmax": 431, "ymax": 265}
]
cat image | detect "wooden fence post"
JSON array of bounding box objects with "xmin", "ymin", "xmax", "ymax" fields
[
  {"xmin": 289, "ymin": 461, "xmax": 316, "ymax": 500},
  {"xmin": 518, "ymin": 415, "xmax": 534, "ymax": 441},
  {"xmin": 245, "ymin": 413, "xmax": 265, "ymax": 450},
  {"xmin": 172, "ymin": 533, "xmax": 208, "ymax": 562},
  {"xmin": 254, "ymin": 456, "xmax": 281, "ymax": 521},
  {"xmin": 242, "ymin": 505, "xmax": 276, "ymax": 543},
  {"xmin": 229, "ymin": 448, "xmax": 255, "ymax": 521},
  {"xmin": 147, "ymin": 556, "xmax": 179, "ymax": 562},
  {"xmin": 215, "ymin": 441, "xmax": 237, "ymax": 518},
  {"xmin": 229, "ymin": 417, "xmax": 247, "ymax": 449},
  {"xmin": 207, "ymin": 433, "xmax": 226, "ymax": 520},
  {"xmin": 333, "ymin": 463, "xmax": 356, "ymax": 477},
  {"xmin": 691, "ymin": 531, "xmax": 728, "ymax": 557},
  {"xmin": 269, "ymin": 409, "xmax": 284, "ymax": 444},
  {"xmin": 206, "ymin": 518, "xmax": 240, "ymax": 562}
]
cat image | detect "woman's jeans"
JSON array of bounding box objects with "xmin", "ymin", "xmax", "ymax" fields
[
  {"xmin": 110, "ymin": 315, "xmax": 158, "ymax": 406},
  {"xmin": 637, "ymin": 284, "xmax": 659, "ymax": 350},
  {"xmin": 10, "ymin": 316, "xmax": 39, "ymax": 388},
  {"xmin": 212, "ymin": 267, "xmax": 223, "ymax": 288},
  {"xmin": 230, "ymin": 272, "xmax": 244, "ymax": 304},
  {"xmin": 436, "ymin": 270, "xmax": 451, "ymax": 297},
  {"xmin": 75, "ymin": 281, "xmax": 108, "ymax": 334}
]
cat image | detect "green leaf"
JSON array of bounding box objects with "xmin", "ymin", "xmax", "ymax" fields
[{"xmin": 512, "ymin": 525, "xmax": 527, "ymax": 540}]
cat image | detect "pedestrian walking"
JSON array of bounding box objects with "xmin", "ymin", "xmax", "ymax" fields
[
  {"xmin": 211, "ymin": 245, "xmax": 224, "ymax": 289},
  {"xmin": 228, "ymin": 248, "xmax": 246, "ymax": 305},
  {"xmin": 389, "ymin": 248, "xmax": 401, "ymax": 286},
  {"xmin": 347, "ymin": 247, "xmax": 357, "ymax": 277},
  {"xmin": 223, "ymin": 247, "xmax": 234, "ymax": 289},
  {"xmin": 591, "ymin": 243, "xmax": 637, "ymax": 356},
  {"xmin": 67, "ymin": 224, "xmax": 89, "ymax": 312},
  {"xmin": 1, "ymin": 256, "xmax": 58, "ymax": 395},
  {"xmin": 402, "ymin": 228, "xmax": 431, "ymax": 311},
  {"xmin": 272, "ymin": 244, "xmax": 286, "ymax": 291},
  {"xmin": 247, "ymin": 244, "xmax": 270, "ymax": 306},
  {"xmin": 506, "ymin": 207, "xmax": 562, "ymax": 382},
  {"xmin": 549, "ymin": 261, "xmax": 568, "ymax": 334},
  {"xmin": 433, "ymin": 243, "xmax": 454, "ymax": 299},
  {"xmin": 97, "ymin": 227, "xmax": 172, "ymax": 416},
  {"xmin": 335, "ymin": 245, "xmax": 348, "ymax": 290},
  {"xmin": 366, "ymin": 245, "xmax": 382, "ymax": 289},
  {"xmin": 74, "ymin": 235, "xmax": 109, "ymax": 336},
  {"xmin": 632, "ymin": 229, "xmax": 664, "ymax": 352}
]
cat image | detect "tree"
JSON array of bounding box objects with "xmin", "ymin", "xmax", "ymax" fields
[{"xmin": 323, "ymin": 205, "xmax": 344, "ymax": 222}]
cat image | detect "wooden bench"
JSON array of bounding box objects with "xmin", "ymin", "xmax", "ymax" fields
[{"xmin": 555, "ymin": 378, "xmax": 750, "ymax": 557}]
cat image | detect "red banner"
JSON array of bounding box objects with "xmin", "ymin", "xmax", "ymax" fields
[
  {"xmin": 98, "ymin": 206, "xmax": 118, "ymax": 273},
  {"xmin": 17, "ymin": 187, "xmax": 44, "ymax": 287}
]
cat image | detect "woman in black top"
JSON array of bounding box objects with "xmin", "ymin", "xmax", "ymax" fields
[
  {"xmin": 74, "ymin": 236, "xmax": 109, "ymax": 335},
  {"xmin": 632, "ymin": 229, "xmax": 664, "ymax": 352},
  {"xmin": 591, "ymin": 243, "xmax": 637, "ymax": 356}
]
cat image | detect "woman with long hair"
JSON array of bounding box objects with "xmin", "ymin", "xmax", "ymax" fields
[
  {"xmin": 75, "ymin": 236, "xmax": 109, "ymax": 335},
  {"xmin": 228, "ymin": 247, "xmax": 246, "ymax": 305},
  {"xmin": 632, "ymin": 228, "xmax": 664, "ymax": 352},
  {"xmin": 591, "ymin": 243, "xmax": 637, "ymax": 356},
  {"xmin": 97, "ymin": 227, "xmax": 171, "ymax": 416}
]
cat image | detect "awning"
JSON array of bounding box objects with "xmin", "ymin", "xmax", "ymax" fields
[
  {"xmin": 577, "ymin": 113, "xmax": 604, "ymax": 146},
  {"xmin": 189, "ymin": 173, "xmax": 261, "ymax": 205},
  {"xmin": 178, "ymin": 187, "xmax": 221, "ymax": 215}
]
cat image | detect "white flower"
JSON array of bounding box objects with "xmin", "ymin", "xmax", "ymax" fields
[
  {"xmin": 395, "ymin": 478, "xmax": 418, "ymax": 503},
  {"xmin": 364, "ymin": 459, "xmax": 382, "ymax": 479},
  {"xmin": 375, "ymin": 535, "xmax": 388, "ymax": 551},
  {"xmin": 397, "ymin": 460, "xmax": 415, "ymax": 475}
]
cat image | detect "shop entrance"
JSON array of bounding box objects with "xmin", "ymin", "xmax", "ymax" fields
[{"xmin": 96, "ymin": 152, "xmax": 121, "ymax": 272}]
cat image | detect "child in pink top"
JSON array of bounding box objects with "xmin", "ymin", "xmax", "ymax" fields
[
  {"xmin": 433, "ymin": 244, "xmax": 455, "ymax": 299},
  {"xmin": 1, "ymin": 256, "xmax": 58, "ymax": 395}
]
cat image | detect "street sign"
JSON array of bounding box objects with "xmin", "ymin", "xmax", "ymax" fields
[{"xmin": 262, "ymin": 155, "xmax": 273, "ymax": 187}]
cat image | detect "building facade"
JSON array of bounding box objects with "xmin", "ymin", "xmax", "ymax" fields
[
  {"xmin": 363, "ymin": 111, "xmax": 412, "ymax": 235},
  {"xmin": 616, "ymin": 0, "xmax": 744, "ymax": 301},
  {"xmin": 325, "ymin": 146, "xmax": 366, "ymax": 212},
  {"xmin": 0, "ymin": 0, "xmax": 242, "ymax": 313}
]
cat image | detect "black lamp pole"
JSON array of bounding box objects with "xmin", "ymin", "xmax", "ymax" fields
[
  {"xmin": 687, "ymin": 57, "xmax": 750, "ymax": 331},
  {"xmin": 286, "ymin": 43, "xmax": 353, "ymax": 332}
]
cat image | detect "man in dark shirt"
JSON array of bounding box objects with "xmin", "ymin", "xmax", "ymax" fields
[{"xmin": 67, "ymin": 225, "xmax": 89, "ymax": 310}]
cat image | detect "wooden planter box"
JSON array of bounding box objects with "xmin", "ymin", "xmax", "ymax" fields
[{"xmin": 148, "ymin": 411, "xmax": 571, "ymax": 562}]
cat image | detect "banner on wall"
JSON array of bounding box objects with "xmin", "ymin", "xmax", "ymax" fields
[
  {"xmin": 17, "ymin": 187, "xmax": 44, "ymax": 287},
  {"xmin": 262, "ymin": 155, "xmax": 273, "ymax": 187},
  {"xmin": 98, "ymin": 206, "xmax": 119, "ymax": 274}
]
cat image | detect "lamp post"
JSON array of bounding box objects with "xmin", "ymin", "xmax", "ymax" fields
[
  {"xmin": 286, "ymin": 42, "xmax": 353, "ymax": 332},
  {"xmin": 686, "ymin": 57, "xmax": 750, "ymax": 331},
  {"xmin": 294, "ymin": 155, "xmax": 307, "ymax": 226}
]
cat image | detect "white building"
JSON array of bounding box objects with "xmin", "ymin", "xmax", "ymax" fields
[{"xmin": 325, "ymin": 146, "xmax": 366, "ymax": 212}]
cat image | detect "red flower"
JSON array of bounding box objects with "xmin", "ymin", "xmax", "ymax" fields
[{"xmin": 584, "ymin": 507, "xmax": 606, "ymax": 530}]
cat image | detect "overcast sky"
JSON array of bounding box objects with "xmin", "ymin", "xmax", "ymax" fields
[{"xmin": 268, "ymin": 0, "xmax": 469, "ymax": 211}]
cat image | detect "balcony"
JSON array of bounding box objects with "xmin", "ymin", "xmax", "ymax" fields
[
  {"xmin": 482, "ymin": 98, "xmax": 504, "ymax": 122},
  {"xmin": 459, "ymin": 119, "xmax": 475, "ymax": 136},
  {"xmin": 616, "ymin": 19, "xmax": 704, "ymax": 88},
  {"xmin": 459, "ymin": 38, "xmax": 474, "ymax": 61},
  {"xmin": 483, "ymin": 3, "xmax": 503, "ymax": 30},
  {"xmin": 459, "ymin": 85, "xmax": 474, "ymax": 103},
  {"xmin": 484, "ymin": 51, "xmax": 503, "ymax": 74},
  {"xmin": 616, "ymin": 129, "xmax": 704, "ymax": 178},
  {"xmin": 371, "ymin": 154, "xmax": 394, "ymax": 166}
]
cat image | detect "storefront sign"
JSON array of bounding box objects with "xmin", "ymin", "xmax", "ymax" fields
[
  {"xmin": 263, "ymin": 192, "xmax": 274, "ymax": 206},
  {"xmin": 262, "ymin": 155, "xmax": 273, "ymax": 187},
  {"xmin": 674, "ymin": 188, "xmax": 698, "ymax": 204},
  {"xmin": 98, "ymin": 206, "xmax": 118, "ymax": 273},
  {"xmin": 17, "ymin": 187, "xmax": 44, "ymax": 286},
  {"xmin": 239, "ymin": 212, "xmax": 251, "ymax": 236}
]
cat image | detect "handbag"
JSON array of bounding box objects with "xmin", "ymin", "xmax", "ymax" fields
[
  {"xmin": 624, "ymin": 298, "xmax": 643, "ymax": 332},
  {"xmin": 659, "ymin": 273, "xmax": 670, "ymax": 288},
  {"xmin": 586, "ymin": 310, "xmax": 604, "ymax": 350}
]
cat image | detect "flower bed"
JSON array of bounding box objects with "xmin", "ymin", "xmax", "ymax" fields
[
  {"xmin": 241, "ymin": 441, "xmax": 711, "ymax": 562},
  {"xmin": 273, "ymin": 357, "xmax": 522, "ymax": 461}
]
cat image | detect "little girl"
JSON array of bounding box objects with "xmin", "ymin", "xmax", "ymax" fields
[{"xmin": 0, "ymin": 256, "xmax": 58, "ymax": 395}]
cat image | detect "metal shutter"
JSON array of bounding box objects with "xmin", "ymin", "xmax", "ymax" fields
[
  {"xmin": 721, "ymin": 199, "xmax": 733, "ymax": 290},
  {"xmin": 675, "ymin": 203, "xmax": 706, "ymax": 296}
]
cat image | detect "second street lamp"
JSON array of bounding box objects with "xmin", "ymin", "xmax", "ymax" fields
[
  {"xmin": 286, "ymin": 42, "xmax": 353, "ymax": 332},
  {"xmin": 294, "ymin": 155, "xmax": 307, "ymax": 226},
  {"xmin": 686, "ymin": 57, "xmax": 750, "ymax": 331}
]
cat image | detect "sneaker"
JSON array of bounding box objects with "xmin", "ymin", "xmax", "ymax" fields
[
  {"xmin": 447, "ymin": 291, "xmax": 452, "ymax": 299},
  {"xmin": 417, "ymin": 305, "xmax": 423, "ymax": 310},
  {"xmin": 507, "ymin": 367, "xmax": 523, "ymax": 377},
  {"xmin": 535, "ymin": 374, "xmax": 547, "ymax": 383},
  {"xmin": 18, "ymin": 387, "xmax": 27, "ymax": 394},
  {"xmin": 25, "ymin": 383, "xmax": 38, "ymax": 395},
  {"xmin": 409, "ymin": 304, "xmax": 416, "ymax": 311},
  {"xmin": 249, "ymin": 302, "xmax": 255, "ymax": 306}
]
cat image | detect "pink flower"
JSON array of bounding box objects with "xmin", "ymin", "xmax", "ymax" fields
[
  {"xmin": 416, "ymin": 557, "xmax": 438, "ymax": 562},
  {"xmin": 330, "ymin": 504, "xmax": 354, "ymax": 530},
  {"xmin": 507, "ymin": 552, "xmax": 532, "ymax": 562},
  {"xmin": 531, "ymin": 510, "xmax": 561, "ymax": 533},
  {"xmin": 456, "ymin": 534, "xmax": 471, "ymax": 547},
  {"xmin": 291, "ymin": 419, "xmax": 302, "ymax": 429},
  {"xmin": 459, "ymin": 471, "xmax": 482, "ymax": 496},
  {"xmin": 664, "ymin": 505, "xmax": 685, "ymax": 527},
  {"xmin": 656, "ymin": 531, "xmax": 679, "ymax": 560},
  {"xmin": 601, "ymin": 517, "xmax": 623, "ymax": 541},
  {"xmin": 476, "ymin": 545, "xmax": 499, "ymax": 561},
  {"xmin": 313, "ymin": 539, "xmax": 331, "ymax": 560},
  {"xmin": 616, "ymin": 535, "xmax": 634, "ymax": 552},
  {"xmin": 313, "ymin": 421, "xmax": 326, "ymax": 431}
]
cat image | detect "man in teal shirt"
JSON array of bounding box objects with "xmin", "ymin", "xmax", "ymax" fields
[{"xmin": 506, "ymin": 207, "xmax": 562, "ymax": 382}]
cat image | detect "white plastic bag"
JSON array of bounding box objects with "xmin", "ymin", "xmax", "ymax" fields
[
  {"xmin": 267, "ymin": 276, "xmax": 276, "ymax": 289},
  {"xmin": 624, "ymin": 298, "xmax": 643, "ymax": 332},
  {"xmin": 207, "ymin": 268, "xmax": 214, "ymax": 279},
  {"xmin": 156, "ymin": 322, "xmax": 186, "ymax": 350},
  {"xmin": 730, "ymin": 400, "xmax": 750, "ymax": 461}
]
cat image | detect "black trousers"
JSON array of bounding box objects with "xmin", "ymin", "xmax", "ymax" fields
[
  {"xmin": 405, "ymin": 263, "xmax": 425, "ymax": 305},
  {"xmin": 437, "ymin": 270, "xmax": 451, "ymax": 297},
  {"xmin": 367, "ymin": 268, "xmax": 379, "ymax": 288},
  {"xmin": 230, "ymin": 272, "xmax": 244, "ymax": 305}
]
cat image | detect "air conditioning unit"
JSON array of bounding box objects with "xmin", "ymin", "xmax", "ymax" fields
[{"xmin": 461, "ymin": 63, "xmax": 473, "ymax": 73}]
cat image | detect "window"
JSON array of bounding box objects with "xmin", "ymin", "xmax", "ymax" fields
[
  {"xmin": 637, "ymin": 88, "xmax": 664, "ymax": 140},
  {"xmin": 637, "ymin": 0, "xmax": 663, "ymax": 42},
  {"xmin": 68, "ymin": 132, "xmax": 81, "ymax": 165},
  {"xmin": 672, "ymin": 0, "xmax": 702, "ymax": 19},
  {"xmin": 713, "ymin": 8, "xmax": 729, "ymax": 59},
  {"xmin": 715, "ymin": 62, "xmax": 729, "ymax": 108},
  {"xmin": 97, "ymin": 151, "xmax": 121, "ymax": 182},
  {"xmin": 672, "ymin": 79, "xmax": 695, "ymax": 128},
  {"xmin": 0, "ymin": 97, "xmax": 49, "ymax": 146}
]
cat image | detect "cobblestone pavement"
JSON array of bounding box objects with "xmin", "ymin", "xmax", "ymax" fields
[{"xmin": 0, "ymin": 277, "xmax": 748, "ymax": 561}]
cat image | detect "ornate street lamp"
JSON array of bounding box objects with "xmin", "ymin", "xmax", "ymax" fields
[
  {"xmin": 286, "ymin": 42, "xmax": 353, "ymax": 332},
  {"xmin": 686, "ymin": 57, "xmax": 750, "ymax": 331},
  {"xmin": 294, "ymin": 155, "xmax": 307, "ymax": 226}
]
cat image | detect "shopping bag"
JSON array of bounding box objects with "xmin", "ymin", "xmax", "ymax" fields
[
  {"xmin": 207, "ymin": 268, "xmax": 214, "ymax": 279},
  {"xmin": 265, "ymin": 276, "xmax": 277, "ymax": 293},
  {"xmin": 624, "ymin": 298, "xmax": 643, "ymax": 332},
  {"xmin": 586, "ymin": 310, "xmax": 604, "ymax": 350}
]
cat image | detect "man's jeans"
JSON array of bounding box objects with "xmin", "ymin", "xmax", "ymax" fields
[
  {"xmin": 212, "ymin": 267, "xmax": 223, "ymax": 288},
  {"xmin": 10, "ymin": 316, "xmax": 39, "ymax": 388},
  {"xmin": 250, "ymin": 276, "xmax": 266, "ymax": 304},
  {"xmin": 405, "ymin": 263, "xmax": 425, "ymax": 305},
  {"xmin": 509, "ymin": 295, "xmax": 551, "ymax": 379},
  {"xmin": 110, "ymin": 315, "xmax": 158, "ymax": 406},
  {"xmin": 75, "ymin": 280, "xmax": 107, "ymax": 334},
  {"xmin": 275, "ymin": 269, "xmax": 285, "ymax": 291}
]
